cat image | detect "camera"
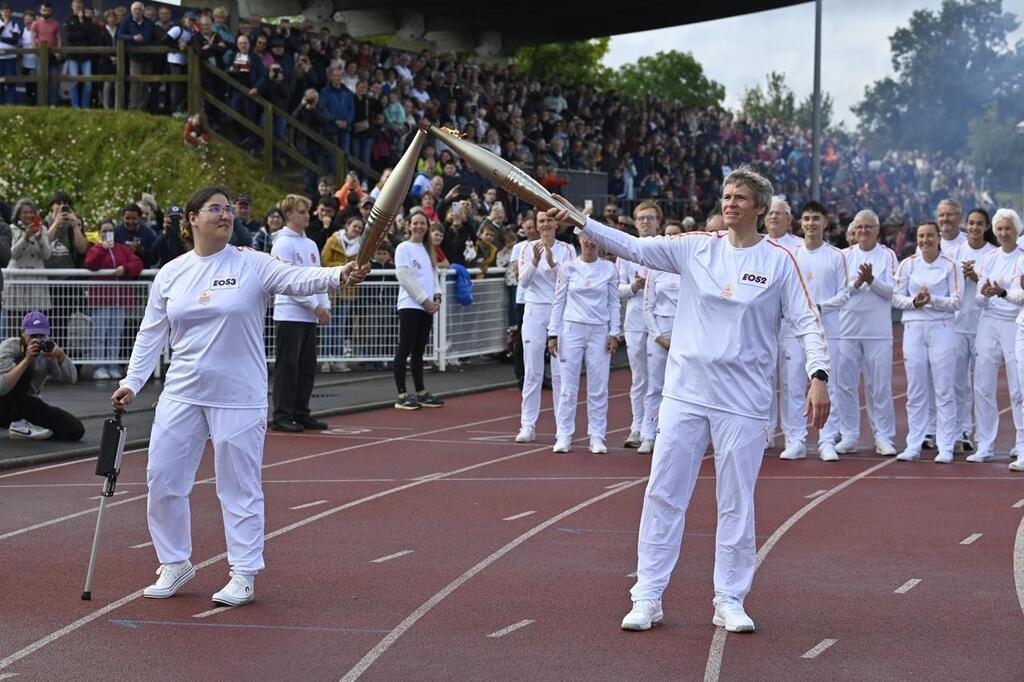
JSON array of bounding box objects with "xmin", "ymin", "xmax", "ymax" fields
[{"xmin": 38, "ymin": 339, "xmax": 55, "ymax": 353}]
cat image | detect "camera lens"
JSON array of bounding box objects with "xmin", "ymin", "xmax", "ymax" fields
[{"xmin": 39, "ymin": 339, "xmax": 55, "ymax": 353}]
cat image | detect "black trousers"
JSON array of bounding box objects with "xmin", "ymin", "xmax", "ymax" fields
[
  {"xmin": 394, "ymin": 308, "xmax": 433, "ymax": 394},
  {"xmin": 0, "ymin": 371, "xmax": 85, "ymax": 441},
  {"xmin": 512, "ymin": 303, "xmax": 526, "ymax": 382},
  {"xmin": 272, "ymin": 321, "xmax": 318, "ymax": 422}
]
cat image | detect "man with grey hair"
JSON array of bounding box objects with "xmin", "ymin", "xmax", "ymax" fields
[
  {"xmin": 116, "ymin": 1, "xmax": 155, "ymax": 111},
  {"xmin": 835, "ymin": 209, "xmax": 899, "ymax": 456},
  {"xmin": 548, "ymin": 166, "xmax": 830, "ymax": 635},
  {"xmin": 936, "ymin": 199, "xmax": 966, "ymax": 255}
]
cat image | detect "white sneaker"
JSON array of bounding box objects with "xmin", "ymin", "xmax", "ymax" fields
[
  {"xmin": 965, "ymin": 451, "xmax": 995, "ymax": 463},
  {"xmin": 621, "ymin": 599, "xmax": 663, "ymax": 631},
  {"xmin": 779, "ymin": 441, "xmax": 806, "ymax": 460},
  {"xmin": 766, "ymin": 434, "xmax": 776, "ymax": 450},
  {"xmin": 875, "ymin": 440, "xmax": 898, "ymax": 456},
  {"xmin": 818, "ymin": 441, "xmax": 839, "ymax": 462},
  {"xmin": 319, "ymin": 362, "xmax": 332, "ymax": 373},
  {"xmin": 835, "ymin": 438, "xmax": 859, "ymax": 454},
  {"xmin": 712, "ymin": 598, "xmax": 755, "ymax": 633},
  {"xmin": 143, "ymin": 560, "xmax": 196, "ymax": 599},
  {"xmin": 934, "ymin": 451, "xmax": 953, "ymax": 464},
  {"xmin": 8, "ymin": 420, "xmax": 53, "ymax": 440},
  {"xmin": 552, "ymin": 436, "xmax": 572, "ymax": 453},
  {"xmin": 623, "ymin": 431, "xmax": 642, "ymax": 448},
  {"xmin": 332, "ymin": 362, "xmax": 351, "ymax": 373},
  {"xmin": 93, "ymin": 367, "xmax": 110, "ymax": 380},
  {"xmin": 1010, "ymin": 458, "xmax": 1024, "ymax": 472},
  {"xmin": 896, "ymin": 449, "xmax": 920, "ymax": 462},
  {"xmin": 637, "ymin": 439, "xmax": 655, "ymax": 455},
  {"xmin": 514, "ymin": 426, "xmax": 535, "ymax": 443},
  {"xmin": 1012, "ymin": 447, "xmax": 1020, "ymax": 459},
  {"xmin": 212, "ymin": 573, "xmax": 255, "ymax": 606},
  {"xmin": 589, "ymin": 437, "xmax": 607, "ymax": 454}
]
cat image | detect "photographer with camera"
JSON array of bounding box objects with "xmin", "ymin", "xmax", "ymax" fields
[
  {"xmin": 152, "ymin": 205, "xmax": 187, "ymax": 267},
  {"xmin": 0, "ymin": 311, "xmax": 84, "ymax": 441}
]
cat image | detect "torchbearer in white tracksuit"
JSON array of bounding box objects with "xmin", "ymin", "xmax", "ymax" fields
[
  {"xmin": 765, "ymin": 196, "xmax": 803, "ymax": 450},
  {"xmin": 514, "ymin": 211, "xmax": 575, "ymax": 443},
  {"xmin": 777, "ymin": 200, "xmax": 849, "ymax": 461},
  {"xmin": 835, "ymin": 210, "xmax": 899, "ymax": 456},
  {"xmin": 547, "ymin": 235, "xmax": 621, "ymax": 454},
  {"xmin": 110, "ymin": 186, "xmax": 368, "ymax": 607},
  {"xmin": 973, "ymin": 209, "xmax": 1024, "ymax": 463},
  {"xmin": 618, "ymin": 201, "xmax": 662, "ymax": 449},
  {"xmin": 1001, "ymin": 210, "xmax": 1024, "ymax": 472},
  {"xmin": 892, "ymin": 222, "xmax": 962, "ymax": 463},
  {"xmin": 547, "ymin": 166, "xmax": 830, "ymax": 635},
  {"xmin": 951, "ymin": 209, "xmax": 996, "ymax": 453},
  {"xmin": 638, "ymin": 223, "xmax": 683, "ymax": 455}
]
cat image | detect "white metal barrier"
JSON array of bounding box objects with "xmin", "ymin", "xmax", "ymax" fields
[{"xmin": 0, "ymin": 266, "xmax": 510, "ymax": 373}]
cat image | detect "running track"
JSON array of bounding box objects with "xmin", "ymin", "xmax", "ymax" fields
[{"xmin": 1, "ymin": 361, "xmax": 1022, "ymax": 681}]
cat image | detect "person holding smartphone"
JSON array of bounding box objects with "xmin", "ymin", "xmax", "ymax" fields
[
  {"xmin": 7, "ymin": 199, "xmax": 52, "ymax": 338},
  {"xmin": 84, "ymin": 220, "xmax": 144, "ymax": 379}
]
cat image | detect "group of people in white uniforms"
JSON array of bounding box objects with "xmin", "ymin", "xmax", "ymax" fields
[
  {"xmin": 111, "ymin": 186, "xmax": 368, "ymax": 606},
  {"xmin": 547, "ymin": 166, "xmax": 831, "ymax": 634}
]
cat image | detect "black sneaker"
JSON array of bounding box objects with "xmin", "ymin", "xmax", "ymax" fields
[
  {"xmin": 395, "ymin": 394, "xmax": 421, "ymax": 410},
  {"xmin": 271, "ymin": 418, "xmax": 304, "ymax": 432},
  {"xmin": 296, "ymin": 417, "xmax": 329, "ymax": 430},
  {"xmin": 416, "ymin": 392, "xmax": 444, "ymax": 408}
]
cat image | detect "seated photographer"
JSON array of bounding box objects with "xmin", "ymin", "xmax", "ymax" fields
[{"xmin": 0, "ymin": 311, "xmax": 84, "ymax": 441}]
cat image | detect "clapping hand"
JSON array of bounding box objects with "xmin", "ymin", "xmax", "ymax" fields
[{"xmin": 913, "ymin": 285, "xmax": 930, "ymax": 308}]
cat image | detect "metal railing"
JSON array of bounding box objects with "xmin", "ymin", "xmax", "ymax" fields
[{"xmin": 0, "ymin": 266, "xmax": 509, "ymax": 375}]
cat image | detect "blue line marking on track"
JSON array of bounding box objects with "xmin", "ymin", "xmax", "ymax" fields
[{"xmin": 109, "ymin": 619, "xmax": 389, "ymax": 634}]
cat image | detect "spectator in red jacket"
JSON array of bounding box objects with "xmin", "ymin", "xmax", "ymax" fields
[{"xmin": 83, "ymin": 219, "xmax": 144, "ymax": 380}]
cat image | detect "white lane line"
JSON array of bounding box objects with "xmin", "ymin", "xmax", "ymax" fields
[
  {"xmin": 605, "ymin": 481, "xmax": 633, "ymax": 490},
  {"xmin": 894, "ymin": 578, "xmax": 921, "ymax": 594},
  {"xmin": 960, "ymin": 533, "xmax": 983, "ymax": 545},
  {"xmin": 486, "ymin": 620, "xmax": 535, "ymax": 638},
  {"xmin": 801, "ymin": 639, "xmax": 837, "ymax": 659},
  {"xmin": 0, "ymin": 672, "xmax": 20, "ymax": 679},
  {"xmin": 338, "ymin": 477, "xmax": 649, "ymax": 682},
  {"xmin": 1013, "ymin": 499, "xmax": 1024, "ymax": 509},
  {"xmin": 805, "ymin": 489, "xmax": 827, "ymax": 499},
  {"xmin": 703, "ymin": 458, "xmax": 896, "ymax": 682},
  {"xmin": 289, "ymin": 500, "xmax": 328, "ymax": 511},
  {"xmin": 413, "ymin": 472, "xmax": 443, "ymax": 481},
  {"xmin": 87, "ymin": 491, "xmax": 129, "ymax": 501},
  {"xmin": 192, "ymin": 607, "xmax": 232, "ymax": 619},
  {"xmin": 502, "ymin": 511, "xmax": 536, "ymax": 522},
  {"xmin": 130, "ymin": 541, "xmax": 152, "ymax": 549},
  {"xmin": 371, "ymin": 550, "xmax": 414, "ymax": 564},
  {"xmin": 0, "ymin": 492, "xmax": 150, "ymax": 542}
]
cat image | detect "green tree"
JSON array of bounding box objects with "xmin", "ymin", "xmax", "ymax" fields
[
  {"xmin": 513, "ymin": 38, "xmax": 612, "ymax": 87},
  {"xmin": 852, "ymin": 0, "xmax": 1021, "ymax": 153},
  {"xmin": 610, "ymin": 50, "xmax": 724, "ymax": 108},
  {"xmin": 742, "ymin": 71, "xmax": 833, "ymax": 130}
]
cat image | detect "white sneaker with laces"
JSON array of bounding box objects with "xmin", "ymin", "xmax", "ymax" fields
[
  {"xmin": 108, "ymin": 366, "xmax": 123, "ymax": 379},
  {"xmin": 835, "ymin": 438, "xmax": 859, "ymax": 454},
  {"xmin": 636, "ymin": 439, "xmax": 655, "ymax": 455},
  {"xmin": 589, "ymin": 437, "xmax": 607, "ymax": 454},
  {"xmin": 623, "ymin": 431, "xmax": 642, "ymax": 448},
  {"xmin": 779, "ymin": 441, "xmax": 806, "ymax": 460},
  {"xmin": 934, "ymin": 451, "xmax": 953, "ymax": 464},
  {"xmin": 212, "ymin": 573, "xmax": 255, "ymax": 606},
  {"xmin": 712, "ymin": 598, "xmax": 755, "ymax": 633},
  {"xmin": 818, "ymin": 441, "xmax": 839, "ymax": 462},
  {"xmin": 876, "ymin": 440, "xmax": 898, "ymax": 456},
  {"xmin": 1009, "ymin": 458, "xmax": 1024, "ymax": 472},
  {"xmin": 8, "ymin": 420, "xmax": 53, "ymax": 440},
  {"xmin": 552, "ymin": 436, "xmax": 572, "ymax": 453},
  {"xmin": 143, "ymin": 560, "xmax": 196, "ymax": 599},
  {"xmin": 965, "ymin": 451, "xmax": 995, "ymax": 463},
  {"xmin": 93, "ymin": 367, "xmax": 110, "ymax": 380},
  {"xmin": 621, "ymin": 599, "xmax": 663, "ymax": 631},
  {"xmin": 514, "ymin": 426, "xmax": 535, "ymax": 443},
  {"xmin": 896, "ymin": 449, "xmax": 920, "ymax": 462}
]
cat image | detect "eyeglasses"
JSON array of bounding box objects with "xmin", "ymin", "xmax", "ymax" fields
[
  {"xmin": 200, "ymin": 205, "xmax": 237, "ymax": 217},
  {"xmin": 635, "ymin": 215, "xmax": 658, "ymax": 222}
]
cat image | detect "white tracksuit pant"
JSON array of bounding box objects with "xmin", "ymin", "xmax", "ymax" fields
[
  {"xmin": 974, "ymin": 316, "xmax": 1024, "ymax": 455},
  {"xmin": 903, "ymin": 321, "xmax": 957, "ymax": 454},
  {"xmin": 521, "ymin": 302, "xmax": 561, "ymax": 429},
  {"xmin": 630, "ymin": 398, "xmax": 767, "ymax": 603},
  {"xmin": 780, "ymin": 333, "xmax": 841, "ymax": 445},
  {"xmin": 642, "ymin": 333, "xmax": 670, "ymax": 441},
  {"xmin": 147, "ymin": 397, "xmax": 268, "ymax": 575},
  {"xmin": 954, "ymin": 334, "xmax": 976, "ymax": 437},
  {"xmin": 625, "ymin": 330, "xmax": 648, "ymax": 433},
  {"xmin": 555, "ymin": 321, "xmax": 611, "ymax": 440},
  {"xmin": 837, "ymin": 338, "xmax": 896, "ymax": 444}
]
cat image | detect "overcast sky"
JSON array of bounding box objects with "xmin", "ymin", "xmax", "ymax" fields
[{"xmin": 604, "ymin": 0, "xmax": 1024, "ymax": 127}]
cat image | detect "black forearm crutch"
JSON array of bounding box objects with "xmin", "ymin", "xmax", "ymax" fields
[{"xmin": 81, "ymin": 409, "xmax": 128, "ymax": 601}]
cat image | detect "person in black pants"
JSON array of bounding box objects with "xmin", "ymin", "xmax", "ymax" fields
[
  {"xmin": 393, "ymin": 209, "xmax": 444, "ymax": 410},
  {"xmin": 0, "ymin": 311, "xmax": 85, "ymax": 441}
]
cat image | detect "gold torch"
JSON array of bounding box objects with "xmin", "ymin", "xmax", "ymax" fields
[
  {"xmin": 427, "ymin": 123, "xmax": 586, "ymax": 228},
  {"xmin": 356, "ymin": 128, "xmax": 429, "ymax": 266}
]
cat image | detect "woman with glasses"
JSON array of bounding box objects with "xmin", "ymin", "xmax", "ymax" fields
[{"xmin": 110, "ymin": 186, "xmax": 368, "ymax": 609}]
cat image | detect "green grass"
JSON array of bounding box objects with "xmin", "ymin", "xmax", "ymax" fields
[{"xmin": 0, "ymin": 106, "xmax": 297, "ymax": 226}]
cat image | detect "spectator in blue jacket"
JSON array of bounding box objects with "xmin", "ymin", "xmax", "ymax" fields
[
  {"xmin": 116, "ymin": 1, "xmax": 156, "ymax": 111},
  {"xmin": 114, "ymin": 203, "xmax": 158, "ymax": 267},
  {"xmin": 320, "ymin": 65, "xmax": 353, "ymax": 172}
]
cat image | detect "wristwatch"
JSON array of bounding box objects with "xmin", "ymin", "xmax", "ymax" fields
[{"xmin": 811, "ymin": 369, "xmax": 828, "ymax": 382}]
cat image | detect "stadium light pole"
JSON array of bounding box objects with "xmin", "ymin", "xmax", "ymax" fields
[{"xmin": 810, "ymin": 0, "xmax": 823, "ymax": 201}]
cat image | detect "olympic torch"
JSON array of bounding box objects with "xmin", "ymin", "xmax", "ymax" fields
[
  {"xmin": 426, "ymin": 123, "xmax": 586, "ymax": 228},
  {"xmin": 356, "ymin": 128, "xmax": 428, "ymax": 266}
]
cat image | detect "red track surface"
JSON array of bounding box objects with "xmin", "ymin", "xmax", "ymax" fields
[{"xmin": 1, "ymin": 363, "xmax": 1022, "ymax": 681}]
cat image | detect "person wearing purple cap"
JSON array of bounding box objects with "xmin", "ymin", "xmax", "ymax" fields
[{"xmin": 0, "ymin": 311, "xmax": 84, "ymax": 441}]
